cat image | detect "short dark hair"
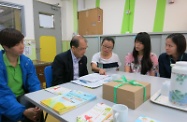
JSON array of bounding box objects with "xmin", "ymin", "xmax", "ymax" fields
[
  {"xmin": 101, "ymin": 37, "xmax": 115, "ymax": 47},
  {"xmin": 166, "ymin": 33, "xmax": 186, "ymax": 55},
  {"xmin": 70, "ymin": 35, "xmax": 86, "ymax": 48},
  {"xmin": 0, "ymin": 28, "xmax": 24, "ymax": 48}
]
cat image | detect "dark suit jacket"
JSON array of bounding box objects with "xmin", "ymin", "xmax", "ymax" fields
[{"xmin": 51, "ymin": 50, "xmax": 88, "ymax": 86}]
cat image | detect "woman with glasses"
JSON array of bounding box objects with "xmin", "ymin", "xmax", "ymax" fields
[
  {"xmin": 91, "ymin": 37, "xmax": 121, "ymax": 75},
  {"xmin": 124, "ymin": 32, "xmax": 158, "ymax": 76},
  {"xmin": 159, "ymin": 33, "xmax": 187, "ymax": 78}
]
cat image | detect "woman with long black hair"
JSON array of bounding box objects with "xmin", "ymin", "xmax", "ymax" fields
[{"xmin": 124, "ymin": 32, "xmax": 158, "ymax": 76}]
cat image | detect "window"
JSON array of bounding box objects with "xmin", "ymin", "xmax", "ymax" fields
[
  {"xmin": 39, "ymin": 13, "xmax": 54, "ymax": 28},
  {"xmin": 0, "ymin": 2, "xmax": 25, "ymax": 33}
]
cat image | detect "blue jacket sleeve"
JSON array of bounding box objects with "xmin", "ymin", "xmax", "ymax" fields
[
  {"xmin": 22, "ymin": 58, "xmax": 41, "ymax": 92},
  {"xmin": 0, "ymin": 77, "xmax": 25, "ymax": 121}
]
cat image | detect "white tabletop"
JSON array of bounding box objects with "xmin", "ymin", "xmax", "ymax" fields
[{"xmin": 25, "ymin": 72, "xmax": 187, "ymax": 122}]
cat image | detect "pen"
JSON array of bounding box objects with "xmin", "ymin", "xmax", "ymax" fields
[{"xmin": 154, "ymin": 93, "xmax": 161, "ymax": 101}]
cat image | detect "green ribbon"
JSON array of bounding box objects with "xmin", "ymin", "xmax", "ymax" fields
[{"xmin": 113, "ymin": 75, "xmax": 147, "ymax": 103}]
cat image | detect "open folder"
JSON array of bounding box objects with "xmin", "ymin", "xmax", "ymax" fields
[
  {"xmin": 78, "ymin": 73, "xmax": 109, "ymax": 83},
  {"xmin": 71, "ymin": 73, "xmax": 120, "ymax": 88}
]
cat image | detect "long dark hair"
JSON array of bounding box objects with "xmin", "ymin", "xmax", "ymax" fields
[{"xmin": 132, "ymin": 32, "xmax": 152, "ymax": 74}]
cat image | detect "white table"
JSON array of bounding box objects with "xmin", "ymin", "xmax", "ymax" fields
[{"xmin": 25, "ymin": 72, "xmax": 187, "ymax": 122}]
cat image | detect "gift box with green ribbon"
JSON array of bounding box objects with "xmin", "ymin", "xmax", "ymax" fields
[{"xmin": 102, "ymin": 76, "xmax": 151, "ymax": 109}]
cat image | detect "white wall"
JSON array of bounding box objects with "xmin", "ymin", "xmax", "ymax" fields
[
  {"xmin": 100, "ymin": 0, "xmax": 125, "ymax": 34},
  {"xmin": 85, "ymin": 0, "xmax": 95, "ymax": 9},
  {"xmin": 84, "ymin": 0, "xmax": 156, "ymax": 34},
  {"xmin": 84, "ymin": 0, "xmax": 187, "ymax": 34},
  {"xmin": 133, "ymin": 0, "xmax": 157, "ymax": 33},
  {"xmin": 77, "ymin": 0, "xmax": 85, "ymax": 11},
  {"xmin": 61, "ymin": 0, "xmax": 74, "ymax": 40},
  {"xmin": 164, "ymin": 0, "xmax": 187, "ymax": 31},
  {"xmin": 2, "ymin": 0, "xmax": 187, "ymax": 39},
  {"xmin": 84, "ymin": 0, "xmax": 125, "ymax": 34}
]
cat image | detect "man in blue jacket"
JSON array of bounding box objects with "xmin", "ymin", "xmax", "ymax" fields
[{"xmin": 0, "ymin": 28, "xmax": 43, "ymax": 122}]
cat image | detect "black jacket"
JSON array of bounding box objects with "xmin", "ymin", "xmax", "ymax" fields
[
  {"xmin": 52, "ymin": 50, "xmax": 88, "ymax": 86},
  {"xmin": 158, "ymin": 53, "xmax": 187, "ymax": 78}
]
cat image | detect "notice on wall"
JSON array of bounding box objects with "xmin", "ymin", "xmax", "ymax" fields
[{"xmin": 23, "ymin": 46, "xmax": 32, "ymax": 56}]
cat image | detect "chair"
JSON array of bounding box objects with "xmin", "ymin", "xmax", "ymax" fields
[
  {"xmin": 44, "ymin": 65, "xmax": 52, "ymax": 88},
  {"xmin": 44, "ymin": 65, "xmax": 52, "ymax": 121}
]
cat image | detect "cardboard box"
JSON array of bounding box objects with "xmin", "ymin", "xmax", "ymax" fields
[
  {"xmin": 78, "ymin": 8, "xmax": 103, "ymax": 35},
  {"xmin": 103, "ymin": 81, "xmax": 151, "ymax": 109}
]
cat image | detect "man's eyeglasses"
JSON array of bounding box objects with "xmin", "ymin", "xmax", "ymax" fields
[{"xmin": 77, "ymin": 46, "xmax": 88, "ymax": 51}]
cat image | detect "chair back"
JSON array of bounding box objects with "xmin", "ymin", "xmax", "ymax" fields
[{"xmin": 44, "ymin": 65, "xmax": 52, "ymax": 88}]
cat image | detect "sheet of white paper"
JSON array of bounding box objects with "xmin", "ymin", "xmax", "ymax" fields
[
  {"xmin": 44, "ymin": 85, "xmax": 71, "ymax": 95},
  {"xmin": 72, "ymin": 74, "xmax": 120, "ymax": 88},
  {"xmin": 23, "ymin": 46, "xmax": 32, "ymax": 56},
  {"xmin": 78, "ymin": 73, "xmax": 109, "ymax": 83}
]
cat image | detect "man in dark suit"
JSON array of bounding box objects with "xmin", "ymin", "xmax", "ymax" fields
[{"xmin": 52, "ymin": 35, "xmax": 88, "ymax": 86}]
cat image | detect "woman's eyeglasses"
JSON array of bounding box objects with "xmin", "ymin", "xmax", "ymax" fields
[{"xmin": 102, "ymin": 45, "xmax": 113, "ymax": 50}]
